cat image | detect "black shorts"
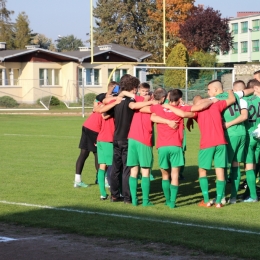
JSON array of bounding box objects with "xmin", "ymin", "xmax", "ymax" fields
[{"xmin": 78, "ymin": 126, "xmax": 98, "ymax": 152}]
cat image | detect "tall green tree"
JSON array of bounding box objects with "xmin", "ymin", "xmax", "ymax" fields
[
  {"xmin": 93, "ymin": 0, "xmax": 164, "ymax": 62},
  {"xmin": 56, "ymin": 34, "xmax": 84, "ymax": 52},
  {"xmin": 164, "ymin": 43, "xmax": 188, "ymax": 89},
  {"xmin": 0, "ymin": 0, "xmax": 15, "ymax": 49},
  {"xmin": 14, "ymin": 12, "xmax": 31, "ymax": 49}
]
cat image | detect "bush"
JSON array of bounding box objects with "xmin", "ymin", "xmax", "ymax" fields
[
  {"xmin": 0, "ymin": 96, "xmax": 19, "ymax": 107},
  {"xmin": 83, "ymin": 93, "xmax": 96, "ymax": 107},
  {"xmin": 50, "ymin": 96, "xmax": 60, "ymax": 106},
  {"xmin": 37, "ymin": 96, "xmax": 61, "ymax": 106}
]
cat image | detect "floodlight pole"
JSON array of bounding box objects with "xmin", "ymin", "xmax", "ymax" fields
[
  {"xmin": 185, "ymin": 69, "xmax": 188, "ymax": 103},
  {"xmin": 82, "ymin": 72, "xmax": 85, "ymax": 118}
]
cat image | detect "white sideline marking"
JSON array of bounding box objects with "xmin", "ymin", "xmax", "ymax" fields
[
  {"xmin": 4, "ymin": 134, "xmax": 76, "ymax": 138},
  {"xmin": 0, "ymin": 200, "xmax": 260, "ymax": 236},
  {"xmin": 0, "ymin": 236, "xmax": 17, "ymax": 242}
]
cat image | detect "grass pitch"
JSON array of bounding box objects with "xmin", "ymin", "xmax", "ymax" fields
[{"xmin": 0, "ymin": 114, "xmax": 260, "ymax": 259}]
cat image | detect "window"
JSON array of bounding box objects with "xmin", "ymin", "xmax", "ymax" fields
[
  {"xmin": 241, "ymin": 21, "xmax": 248, "ymax": 33},
  {"xmin": 82, "ymin": 68, "xmax": 100, "ymax": 86},
  {"xmin": 232, "ymin": 42, "xmax": 238, "ymax": 54},
  {"xmin": 252, "ymin": 19, "xmax": 260, "ymax": 31},
  {"xmin": 232, "ymin": 23, "xmax": 238, "ymax": 34},
  {"xmin": 39, "ymin": 69, "xmax": 60, "ymax": 86},
  {"xmin": 253, "ymin": 40, "xmax": 259, "ymax": 52},
  {"xmin": 241, "ymin": 41, "xmax": 248, "ymax": 53},
  {"xmin": 0, "ymin": 68, "xmax": 20, "ymax": 86},
  {"xmin": 108, "ymin": 69, "xmax": 127, "ymax": 82}
]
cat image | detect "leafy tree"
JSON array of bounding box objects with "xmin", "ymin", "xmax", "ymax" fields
[
  {"xmin": 188, "ymin": 51, "xmax": 217, "ymax": 84},
  {"xmin": 0, "ymin": 0, "xmax": 15, "ymax": 49},
  {"xmin": 93, "ymin": 0, "xmax": 164, "ymax": 62},
  {"xmin": 164, "ymin": 43, "xmax": 188, "ymax": 89},
  {"xmin": 14, "ymin": 12, "xmax": 31, "ymax": 49},
  {"xmin": 56, "ymin": 35, "xmax": 84, "ymax": 52},
  {"xmin": 31, "ymin": 34, "xmax": 55, "ymax": 50},
  {"xmin": 179, "ymin": 6, "xmax": 233, "ymax": 53},
  {"xmin": 148, "ymin": 0, "xmax": 195, "ymax": 36}
]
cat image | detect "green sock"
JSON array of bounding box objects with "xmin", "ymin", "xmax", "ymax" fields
[
  {"xmin": 141, "ymin": 177, "xmax": 153, "ymax": 206},
  {"xmin": 162, "ymin": 180, "xmax": 170, "ymax": 205},
  {"xmin": 216, "ymin": 180, "xmax": 225, "ymax": 203},
  {"xmin": 169, "ymin": 185, "xmax": 178, "ymax": 208},
  {"xmin": 98, "ymin": 169, "xmax": 106, "ymax": 197},
  {"xmin": 199, "ymin": 177, "xmax": 209, "ymax": 203},
  {"xmin": 129, "ymin": 176, "xmax": 138, "ymax": 206},
  {"xmin": 230, "ymin": 167, "xmax": 241, "ymax": 198},
  {"xmin": 246, "ymin": 169, "xmax": 257, "ymax": 200}
]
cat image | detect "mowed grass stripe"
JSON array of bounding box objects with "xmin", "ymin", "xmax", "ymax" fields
[{"xmin": 1, "ymin": 200, "xmax": 260, "ymax": 236}]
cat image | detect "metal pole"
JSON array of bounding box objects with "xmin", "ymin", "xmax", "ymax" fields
[
  {"xmin": 82, "ymin": 75, "xmax": 85, "ymax": 118},
  {"xmin": 185, "ymin": 68, "xmax": 188, "ymax": 103}
]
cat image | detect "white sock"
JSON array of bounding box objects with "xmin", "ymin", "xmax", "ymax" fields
[{"xmin": 75, "ymin": 174, "xmax": 81, "ymax": 183}]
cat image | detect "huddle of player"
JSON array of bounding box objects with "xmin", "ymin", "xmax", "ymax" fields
[{"xmin": 74, "ymin": 70, "xmax": 260, "ymax": 208}]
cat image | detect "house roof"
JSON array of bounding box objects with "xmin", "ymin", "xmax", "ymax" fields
[
  {"xmin": 0, "ymin": 48, "xmax": 79, "ymax": 62},
  {"xmin": 55, "ymin": 43, "xmax": 152, "ymax": 62},
  {"xmin": 0, "ymin": 43, "xmax": 152, "ymax": 63}
]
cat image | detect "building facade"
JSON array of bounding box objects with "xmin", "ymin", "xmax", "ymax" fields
[{"xmin": 217, "ymin": 13, "xmax": 260, "ymax": 64}]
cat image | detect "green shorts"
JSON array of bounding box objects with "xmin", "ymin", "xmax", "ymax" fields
[
  {"xmin": 127, "ymin": 138, "xmax": 153, "ymax": 168},
  {"xmin": 158, "ymin": 146, "xmax": 184, "ymax": 169},
  {"xmin": 225, "ymin": 135, "xmax": 246, "ymax": 163},
  {"xmin": 245, "ymin": 135, "xmax": 260, "ymax": 164},
  {"xmin": 97, "ymin": 141, "xmax": 113, "ymax": 165},
  {"xmin": 198, "ymin": 145, "xmax": 227, "ymax": 170}
]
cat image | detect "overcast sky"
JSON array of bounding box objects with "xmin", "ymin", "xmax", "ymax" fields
[{"xmin": 6, "ymin": 0, "xmax": 260, "ymax": 44}]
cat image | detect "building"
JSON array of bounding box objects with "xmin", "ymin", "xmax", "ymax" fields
[
  {"xmin": 217, "ymin": 12, "xmax": 260, "ymax": 64},
  {"xmin": 0, "ymin": 43, "xmax": 151, "ymax": 104}
]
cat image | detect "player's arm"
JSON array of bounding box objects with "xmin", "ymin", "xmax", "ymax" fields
[
  {"xmin": 162, "ymin": 104, "xmax": 195, "ymax": 118},
  {"xmin": 129, "ymin": 100, "xmax": 158, "ymax": 110},
  {"xmin": 99, "ymin": 97, "xmax": 122, "ymax": 113},
  {"xmin": 139, "ymin": 106, "xmax": 152, "ymax": 113},
  {"xmin": 190, "ymin": 98, "xmax": 217, "ymax": 112},
  {"xmin": 150, "ymin": 113, "xmax": 179, "ymax": 129},
  {"xmin": 225, "ymin": 89, "xmax": 236, "ymax": 107},
  {"xmin": 225, "ymin": 99, "xmax": 248, "ymax": 129},
  {"xmin": 118, "ymin": 91, "xmax": 135, "ymax": 99},
  {"xmin": 102, "ymin": 114, "xmax": 111, "ymax": 120}
]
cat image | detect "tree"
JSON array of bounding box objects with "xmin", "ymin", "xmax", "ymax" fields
[
  {"xmin": 14, "ymin": 12, "xmax": 31, "ymax": 49},
  {"xmin": 31, "ymin": 34, "xmax": 55, "ymax": 50},
  {"xmin": 179, "ymin": 6, "xmax": 233, "ymax": 53},
  {"xmin": 56, "ymin": 35, "xmax": 84, "ymax": 52},
  {"xmin": 148, "ymin": 0, "xmax": 195, "ymax": 36},
  {"xmin": 164, "ymin": 43, "xmax": 188, "ymax": 89},
  {"xmin": 93, "ymin": 0, "xmax": 164, "ymax": 62},
  {"xmin": 0, "ymin": 0, "xmax": 15, "ymax": 49},
  {"xmin": 188, "ymin": 51, "xmax": 218, "ymax": 84}
]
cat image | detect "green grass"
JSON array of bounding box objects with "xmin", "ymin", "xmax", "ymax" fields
[{"xmin": 0, "ymin": 114, "xmax": 260, "ymax": 259}]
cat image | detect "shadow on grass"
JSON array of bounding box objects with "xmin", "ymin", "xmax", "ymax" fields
[{"xmin": 0, "ymin": 201, "xmax": 260, "ymax": 260}]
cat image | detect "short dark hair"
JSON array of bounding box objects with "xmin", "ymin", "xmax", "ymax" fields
[
  {"xmin": 246, "ymin": 78, "xmax": 260, "ymax": 89},
  {"xmin": 139, "ymin": 82, "xmax": 150, "ymax": 89},
  {"xmin": 169, "ymin": 89, "xmax": 183, "ymax": 102},
  {"xmin": 207, "ymin": 79, "xmax": 222, "ymax": 87},
  {"xmin": 233, "ymin": 80, "xmax": 245, "ymax": 87},
  {"xmin": 253, "ymin": 70, "xmax": 260, "ymax": 75},
  {"xmin": 119, "ymin": 74, "xmax": 140, "ymax": 92},
  {"xmin": 153, "ymin": 87, "xmax": 167, "ymax": 101}
]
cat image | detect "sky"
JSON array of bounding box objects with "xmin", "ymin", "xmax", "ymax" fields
[{"xmin": 6, "ymin": 0, "xmax": 260, "ymax": 44}]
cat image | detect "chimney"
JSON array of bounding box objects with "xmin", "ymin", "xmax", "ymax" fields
[
  {"xmin": 0, "ymin": 42, "xmax": 6, "ymax": 50},
  {"xmin": 78, "ymin": 47, "xmax": 90, "ymax": 52},
  {"xmin": 25, "ymin": 45, "xmax": 40, "ymax": 50},
  {"xmin": 98, "ymin": 45, "xmax": 112, "ymax": 51}
]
